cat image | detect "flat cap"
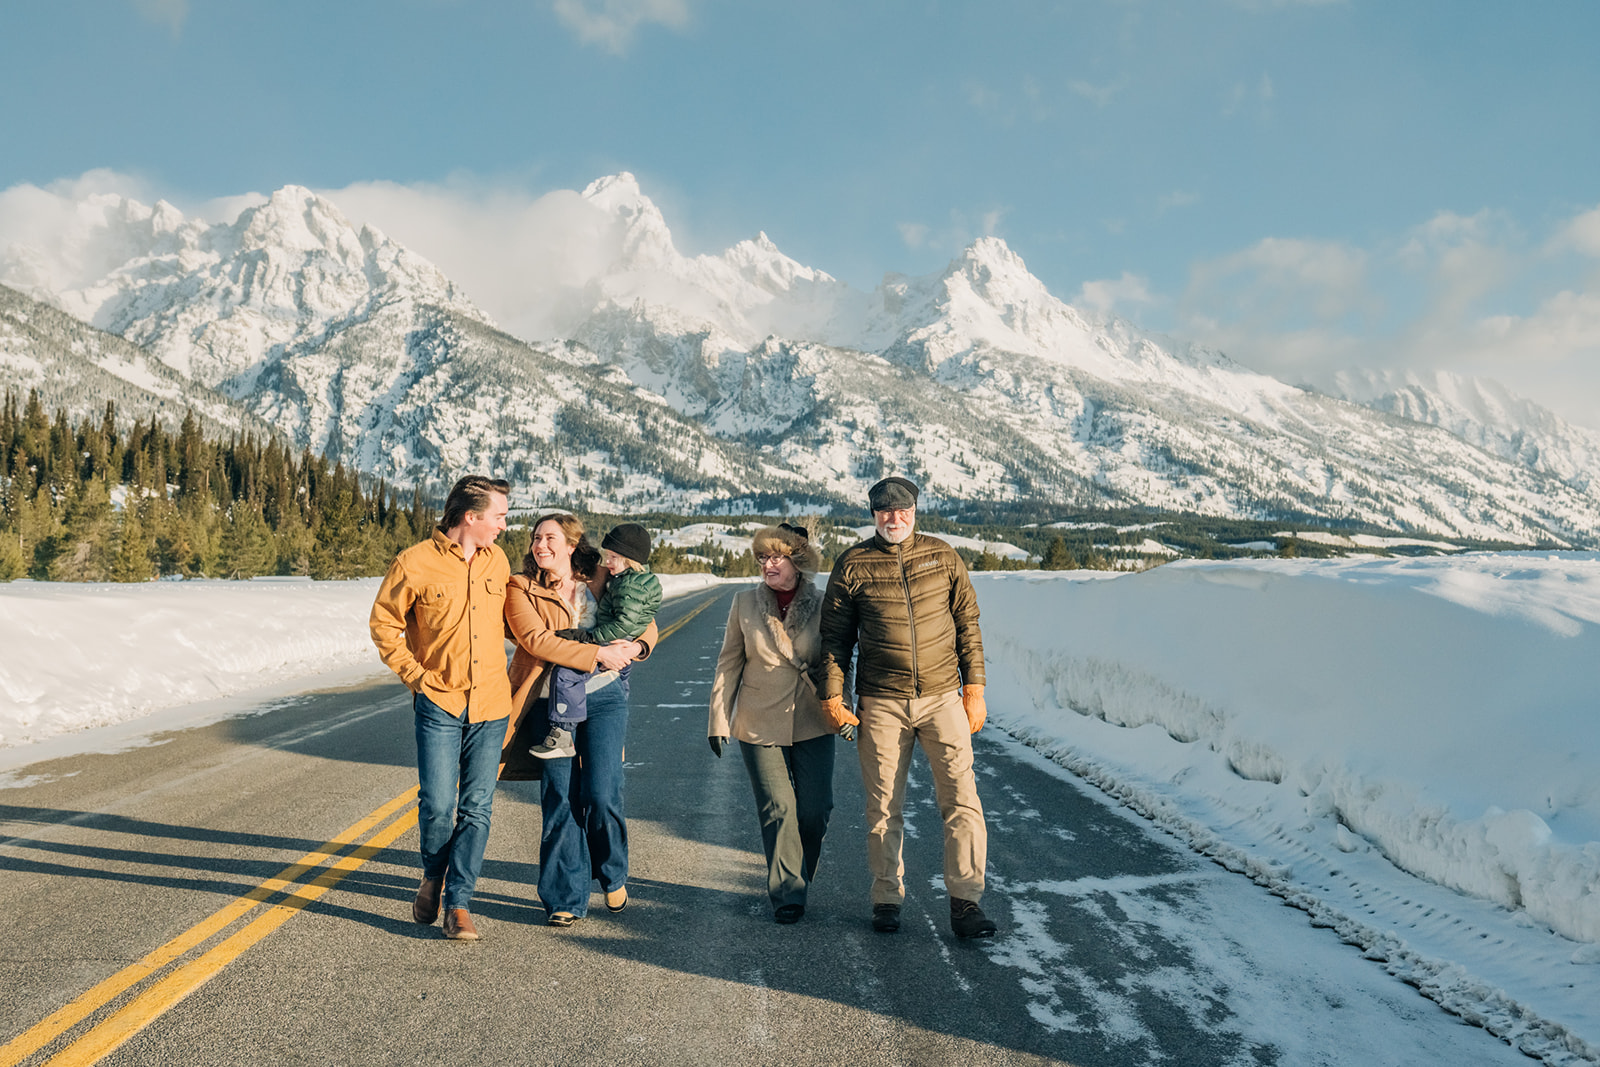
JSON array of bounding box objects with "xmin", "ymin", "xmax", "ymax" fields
[{"xmin": 867, "ymin": 476, "xmax": 919, "ymax": 512}]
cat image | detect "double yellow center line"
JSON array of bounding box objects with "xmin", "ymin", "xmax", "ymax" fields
[
  {"xmin": 1, "ymin": 787, "xmax": 421, "ymax": 1067},
  {"xmin": 2, "ymin": 587, "xmax": 724, "ymax": 1066}
]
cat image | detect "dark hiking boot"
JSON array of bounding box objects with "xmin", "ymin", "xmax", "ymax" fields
[
  {"xmin": 950, "ymin": 898, "xmax": 997, "ymax": 939},
  {"xmin": 871, "ymin": 903, "xmax": 902, "ymax": 933},
  {"xmin": 774, "ymin": 904, "xmax": 805, "ymax": 924}
]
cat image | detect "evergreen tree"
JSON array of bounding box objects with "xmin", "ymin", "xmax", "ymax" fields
[
  {"xmin": 48, "ymin": 478, "xmax": 115, "ymax": 581},
  {"xmin": 0, "ymin": 526, "xmax": 23, "ymax": 581},
  {"xmin": 721, "ymin": 548, "xmax": 759, "ymax": 577},
  {"xmin": 110, "ymin": 500, "xmax": 155, "ymax": 583},
  {"xmin": 1041, "ymin": 536, "xmax": 1078, "ymax": 571},
  {"xmin": 218, "ymin": 501, "xmax": 277, "ymax": 579},
  {"xmin": 309, "ymin": 484, "xmax": 368, "ymax": 579},
  {"xmin": 275, "ymin": 504, "xmax": 314, "ymax": 576},
  {"xmin": 177, "ymin": 409, "xmax": 207, "ymax": 499}
]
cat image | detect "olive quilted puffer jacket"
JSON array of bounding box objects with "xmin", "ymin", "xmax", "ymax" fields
[{"xmin": 817, "ymin": 532, "xmax": 984, "ymax": 701}]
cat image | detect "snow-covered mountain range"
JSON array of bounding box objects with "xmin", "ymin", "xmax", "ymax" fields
[
  {"xmin": 0, "ymin": 285, "xmax": 277, "ymax": 442},
  {"xmin": 4, "ymin": 174, "xmax": 1600, "ymax": 545}
]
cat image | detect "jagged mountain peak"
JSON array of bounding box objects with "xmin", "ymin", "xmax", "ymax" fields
[
  {"xmin": 942, "ymin": 236, "xmax": 1068, "ymax": 315},
  {"xmin": 581, "ymin": 171, "xmax": 645, "ymax": 207},
  {"xmin": 227, "ymin": 185, "xmax": 388, "ymax": 262},
  {"xmin": 582, "ymin": 172, "xmax": 678, "ymax": 272},
  {"xmin": 16, "ymin": 183, "xmax": 487, "ymax": 388},
  {"xmin": 720, "ymin": 231, "xmax": 838, "ymax": 296},
  {"xmin": 1318, "ymin": 366, "xmax": 1600, "ymax": 491}
]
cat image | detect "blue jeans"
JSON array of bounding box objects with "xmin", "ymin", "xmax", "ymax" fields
[
  {"xmin": 538, "ymin": 672, "xmax": 630, "ymax": 917},
  {"xmin": 414, "ymin": 693, "xmax": 508, "ymax": 911}
]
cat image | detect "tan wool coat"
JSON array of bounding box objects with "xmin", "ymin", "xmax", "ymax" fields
[
  {"xmin": 709, "ymin": 579, "xmax": 838, "ymax": 747},
  {"xmin": 503, "ymin": 572, "xmax": 658, "ymax": 752}
]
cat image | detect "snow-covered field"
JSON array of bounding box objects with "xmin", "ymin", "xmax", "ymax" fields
[
  {"xmin": 0, "ymin": 572, "xmax": 723, "ymax": 754},
  {"xmin": 2, "ymin": 555, "xmax": 1596, "ymax": 1062},
  {"xmin": 849, "ymin": 525, "xmax": 1032, "ymax": 560}
]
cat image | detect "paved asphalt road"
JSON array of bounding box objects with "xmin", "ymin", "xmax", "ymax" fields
[{"xmin": 0, "ymin": 587, "xmax": 1535, "ymax": 1067}]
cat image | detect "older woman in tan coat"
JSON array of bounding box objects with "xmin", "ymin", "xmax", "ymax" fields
[{"xmin": 709, "ymin": 523, "xmax": 842, "ymax": 924}]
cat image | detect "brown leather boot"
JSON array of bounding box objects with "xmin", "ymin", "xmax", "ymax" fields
[
  {"xmin": 412, "ymin": 878, "xmax": 442, "ymax": 925},
  {"xmin": 443, "ymin": 908, "xmax": 480, "ymax": 941}
]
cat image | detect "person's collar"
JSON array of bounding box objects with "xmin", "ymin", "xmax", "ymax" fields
[{"xmin": 430, "ymin": 527, "xmax": 471, "ymax": 562}]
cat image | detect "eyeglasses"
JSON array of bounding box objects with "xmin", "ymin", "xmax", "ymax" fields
[
  {"xmin": 756, "ymin": 554, "xmax": 789, "ymax": 566},
  {"xmin": 778, "ymin": 522, "xmax": 808, "ymax": 539}
]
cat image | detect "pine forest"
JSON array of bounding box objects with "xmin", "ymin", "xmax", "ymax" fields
[{"xmin": 0, "ymin": 388, "xmax": 432, "ymax": 583}]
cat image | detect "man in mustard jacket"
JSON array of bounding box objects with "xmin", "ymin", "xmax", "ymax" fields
[
  {"xmin": 817, "ymin": 476, "xmax": 998, "ymax": 939},
  {"xmin": 370, "ymin": 475, "xmax": 512, "ymax": 941}
]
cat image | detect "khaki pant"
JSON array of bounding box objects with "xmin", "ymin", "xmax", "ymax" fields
[{"xmin": 856, "ymin": 691, "xmax": 987, "ymax": 905}]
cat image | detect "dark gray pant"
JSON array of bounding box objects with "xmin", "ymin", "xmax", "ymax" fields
[{"xmin": 739, "ymin": 733, "xmax": 836, "ymax": 909}]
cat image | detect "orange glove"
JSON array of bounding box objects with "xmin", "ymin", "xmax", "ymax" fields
[
  {"xmin": 961, "ymin": 685, "xmax": 987, "ymax": 734},
  {"xmin": 819, "ymin": 696, "xmax": 859, "ymax": 731}
]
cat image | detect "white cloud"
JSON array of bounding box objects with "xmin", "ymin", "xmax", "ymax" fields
[
  {"xmin": 1186, "ymin": 237, "xmax": 1373, "ymax": 326},
  {"xmin": 1077, "ymin": 272, "xmax": 1155, "ymax": 317},
  {"xmin": 551, "ymin": 0, "xmax": 691, "ymax": 54},
  {"xmin": 893, "ymin": 209, "xmax": 1006, "ymax": 259},
  {"xmin": 897, "ymin": 222, "xmax": 929, "ymax": 249},
  {"xmin": 1178, "ymin": 204, "xmax": 1600, "ymax": 429},
  {"xmin": 960, "ymin": 80, "xmax": 998, "ymax": 115},
  {"xmin": 0, "ymin": 169, "xmax": 658, "ymax": 343},
  {"xmin": 0, "ymin": 170, "xmax": 168, "ymax": 298},
  {"xmin": 1069, "ymin": 79, "xmax": 1120, "ymax": 108},
  {"xmin": 1398, "ymin": 209, "xmax": 1518, "ymax": 330},
  {"xmin": 1224, "ymin": 71, "xmax": 1276, "ymax": 118},
  {"xmin": 1552, "ymin": 205, "xmax": 1600, "ymax": 259},
  {"xmin": 1158, "ymin": 190, "xmax": 1200, "ymax": 214},
  {"xmin": 1227, "ymin": 0, "xmax": 1345, "ymax": 9},
  {"xmin": 318, "ymin": 176, "xmax": 636, "ymax": 339},
  {"xmin": 131, "ymin": 0, "xmax": 188, "ymax": 35}
]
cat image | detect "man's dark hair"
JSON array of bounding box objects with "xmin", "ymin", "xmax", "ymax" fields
[{"xmin": 438, "ymin": 475, "xmax": 510, "ymax": 532}]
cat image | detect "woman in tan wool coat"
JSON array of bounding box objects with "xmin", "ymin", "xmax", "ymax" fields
[{"xmin": 708, "ymin": 523, "xmax": 843, "ymax": 924}]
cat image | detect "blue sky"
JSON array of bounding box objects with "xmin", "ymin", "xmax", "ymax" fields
[{"xmin": 4, "ymin": 1, "xmax": 1600, "ymax": 425}]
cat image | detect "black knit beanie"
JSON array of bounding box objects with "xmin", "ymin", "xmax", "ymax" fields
[{"xmin": 602, "ymin": 523, "xmax": 652, "ymax": 565}]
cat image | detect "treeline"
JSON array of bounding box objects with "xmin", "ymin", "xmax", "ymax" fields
[{"xmin": 0, "ymin": 389, "xmax": 434, "ymax": 582}]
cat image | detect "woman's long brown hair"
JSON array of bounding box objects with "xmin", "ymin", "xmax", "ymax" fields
[{"xmin": 521, "ymin": 512, "xmax": 601, "ymax": 587}]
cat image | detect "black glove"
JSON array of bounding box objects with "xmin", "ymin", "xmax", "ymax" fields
[
  {"xmin": 708, "ymin": 735, "xmax": 727, "ymax": 758},
  {"xmin": 553, "ymin": 627, "xmax": 598, "ymax": 644}
]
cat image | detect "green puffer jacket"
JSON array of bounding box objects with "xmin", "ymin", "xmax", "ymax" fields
[
  {"xmin": 592, "ymin": 567, "xmax": 663, "ymax": 643},
  {"xmin": 817, "ymin": 532, "xmax": 984, "ymax": 701}
]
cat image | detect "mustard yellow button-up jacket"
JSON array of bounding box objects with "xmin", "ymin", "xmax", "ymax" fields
[{"xmin": 369, "ymin": 528, "xmax": 513, "ymax": 722}]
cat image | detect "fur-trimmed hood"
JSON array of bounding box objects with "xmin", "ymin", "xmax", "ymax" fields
[{"xmin": 751, "ymin": 525, "xmax": 822, "ymax": 574}]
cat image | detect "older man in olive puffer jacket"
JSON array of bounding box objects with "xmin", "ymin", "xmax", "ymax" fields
[{"xmin": 816, "ymin": 476, "xmax": 998, "ymax": 939}]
